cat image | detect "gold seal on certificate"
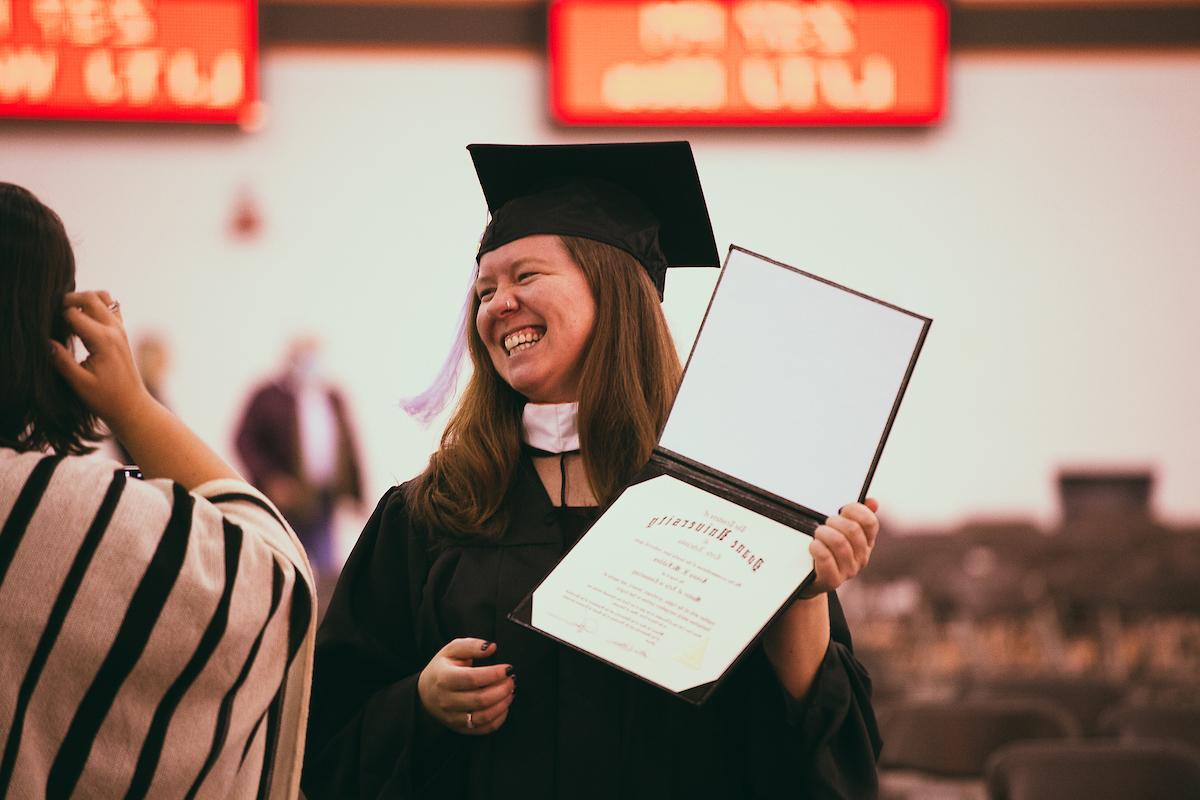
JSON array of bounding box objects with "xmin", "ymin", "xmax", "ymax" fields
[{"xmin": 510, "ymin": 245, "xmax": 931, "ymax": 703}]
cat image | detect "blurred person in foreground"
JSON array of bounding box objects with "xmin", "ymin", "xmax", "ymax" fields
[
  {"xmin": 0, "ymin": 182, "xmax": 316, "ymax": 799},
  {"xmin": 301, "ymin": 143, "xmax": 883, "ymax": 799},
  {"xmin": 235, "ymin": 336, "xmax": 365, "ymax": 580}
]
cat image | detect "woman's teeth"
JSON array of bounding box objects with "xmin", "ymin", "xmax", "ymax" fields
[{"xmin": 504, "ymin": 330, "xmax": 542, "ymax": 355}]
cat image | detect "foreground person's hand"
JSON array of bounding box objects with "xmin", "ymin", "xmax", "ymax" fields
[
  {"xmin": 418, "ymin": 639, "xmax": 516, "ymax": 735},
  {"xmin": 801, "ymin": 499, "xmax": 880, "ymax": 597},
  {"xmin": 50, "ymin": 290, "xmax": 155, "ymax": 426},
  {"xmin": 50, "ymin": 290, "xmax": 240, "ymax": 488}
]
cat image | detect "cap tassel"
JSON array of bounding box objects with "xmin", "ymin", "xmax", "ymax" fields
[{"xmin": 400, "ymin": 269, "xmax": 474, "ymax": 425}]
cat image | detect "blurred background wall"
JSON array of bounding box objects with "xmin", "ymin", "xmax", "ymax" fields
[{"xmin": 4, "ymin": 46, "xmax": 1197, "ymax": 529}]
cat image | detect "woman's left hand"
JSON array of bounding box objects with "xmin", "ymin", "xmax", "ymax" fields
[
  {"xmin": 801, "ymin": 499, "xmax": 880, "ymax": 597},
  {"xmin": 51, "ymin": 290, "xmax": 153, "ymax": 425}
]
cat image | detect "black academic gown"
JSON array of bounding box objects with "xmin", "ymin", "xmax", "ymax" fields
[{"xmin": 302, "ymin": 455, "xmax": 882, "ymax": 799}]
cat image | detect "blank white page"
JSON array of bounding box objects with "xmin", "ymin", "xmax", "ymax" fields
[{"xmin": 658, "ymin": 247, "xmax": 928, "ymax": 519}]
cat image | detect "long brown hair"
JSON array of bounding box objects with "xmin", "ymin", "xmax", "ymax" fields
[
  {"xmin": 0, "ymin": 183, "xmax": 103, "ymax": 455},
  {"xmin": 405, "ymin": 235, "xmax": 681, "ymax": 538}
]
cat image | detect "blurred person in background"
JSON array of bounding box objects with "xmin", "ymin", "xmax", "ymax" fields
[
  {"xmin": 134, "ymin": 332, "xmax": 171, "ymax": 404},
  {"xmin": 116, "ymin": 332, "xmax": 171, "ymax": 465},
  {"xmin": 234, "ymin": 336, "xmax": 365, "ymax": 582},
  {"xmin": 302, "ymin": 143, "xmax": 883, "ymax": 798},
  {"xmin": 0, "ymin": 182, "xmax": 315, "ymax": 799}
]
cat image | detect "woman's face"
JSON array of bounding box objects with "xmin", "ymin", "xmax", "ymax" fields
[{"xmin": 475, "ymin": 235, "xmax": 597, "ymax": 403}]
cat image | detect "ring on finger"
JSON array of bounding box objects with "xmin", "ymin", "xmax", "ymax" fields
[
  {"xmin": 107, "ymin": 300, "xmax": 121, "ymax": 314},
  {"xmin": 466, "ymin": 712, "xmax": 474, "ymax": 729}
]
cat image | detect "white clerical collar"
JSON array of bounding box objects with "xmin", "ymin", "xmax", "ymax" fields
[{"xmin": 522, "ymin": 402, "xmax": 580, "ymax": 454}]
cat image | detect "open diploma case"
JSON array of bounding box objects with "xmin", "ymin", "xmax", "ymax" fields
[{"xmin": 510, "ymin": 245, "xmax": 931, "ymax": 704}]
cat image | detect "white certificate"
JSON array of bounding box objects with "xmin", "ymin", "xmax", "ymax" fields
[{"xmin": 529, "ymin": 474, "xmax": 814, "ymax": 695}]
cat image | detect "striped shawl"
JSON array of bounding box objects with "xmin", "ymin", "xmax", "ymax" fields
[{"xmin": 0, "ymin": 448, "xmax": 316, "ymax": 799}]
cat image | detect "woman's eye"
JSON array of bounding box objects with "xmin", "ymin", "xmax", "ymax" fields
[
  {"xmin": 517, "ymin": 272, "xmax": 538, "ymax": 283},
  {"xmin": 478, "ymin": 288, "xmax": 495, "ymax": 301}
]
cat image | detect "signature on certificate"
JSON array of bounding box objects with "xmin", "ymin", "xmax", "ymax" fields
[
  {"xmin": 608, "ymin": 639, "xmax": 650, "ymax": 659},
  {"xmin": 548, "ymin": 610, "xmax": 598, "ymax": 635}
]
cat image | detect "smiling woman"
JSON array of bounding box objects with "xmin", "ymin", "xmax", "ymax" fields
[{"xmin": 301, "ymin": 143, "xmax": 884, "ymax": 799}]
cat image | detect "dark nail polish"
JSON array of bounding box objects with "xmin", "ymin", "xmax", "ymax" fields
[
  {"xmin": 481, "ymin": 641, "xmax": 492, "ymax": 651},
  {"xmin": 505, "ymin": 665, "xmax": 515, "ymax": 677}
]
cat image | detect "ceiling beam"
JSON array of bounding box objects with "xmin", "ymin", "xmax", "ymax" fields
[{"xmin": 259, "ymin": 1, "xmax": 1200, "ymax": 49}]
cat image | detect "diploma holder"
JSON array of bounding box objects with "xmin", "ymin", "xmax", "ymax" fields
[{"xmin": 510, "ymin": 245, "xmax": 931, "ymax": 704}]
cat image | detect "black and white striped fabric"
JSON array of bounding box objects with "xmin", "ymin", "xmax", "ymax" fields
[{"xmin": 0, "ymin": 447, "xmax": 316, "ymax": 799}]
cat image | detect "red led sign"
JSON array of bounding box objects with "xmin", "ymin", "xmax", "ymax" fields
[
  {"xmin": 550, "ymin": 0, "xmax": 947, "ymax": 126},
  {"xmin": 0, "ymin": 0, "xmax": 257, "ymax": 124}
]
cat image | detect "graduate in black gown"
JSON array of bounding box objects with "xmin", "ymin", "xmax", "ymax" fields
[{"xmin": 302, "ymin": 143, "xmax": 884, "ymax": 799}]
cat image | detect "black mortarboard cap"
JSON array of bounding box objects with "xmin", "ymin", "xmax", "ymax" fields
[{"xmin": 469, "ymin": 142, "xmax": 719, "ymax": 299}]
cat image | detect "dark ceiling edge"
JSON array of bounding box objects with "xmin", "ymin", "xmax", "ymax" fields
[
  {"xmin": 261, "ymin": 3, "xmax": 547, "ymax": 48},
  {"xmin": 952, "ymin": 4, "xmax": 1200, "ymax": 48},
  {"xmin": 259, "ymin": 2, "xmax": 1200, "ymax": 49}
]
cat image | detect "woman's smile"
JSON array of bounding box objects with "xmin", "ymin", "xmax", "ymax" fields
[{"xmin": 503, "ymin": 326, "xmax": 545, "ymax": 356}]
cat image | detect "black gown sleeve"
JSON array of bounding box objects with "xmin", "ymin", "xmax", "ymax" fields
[
  {"xmin": 301, "ymin": 487, "xmax": 461, "ymax": 798},
  {"xmin": 718, "ymin": 592, "xmax": 883, "ymax": 799}
]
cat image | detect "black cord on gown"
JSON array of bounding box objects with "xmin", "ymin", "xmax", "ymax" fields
[
  {"xmin": 559, "ymin": 452, "xmax": 568, "ymax": 508},
  {"xmin": 522, "ymin": 444, "xmax": 582, "ymax": 509}
]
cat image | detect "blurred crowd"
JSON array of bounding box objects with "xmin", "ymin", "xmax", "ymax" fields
[{"xmin": 840, "ymin": 473, "xmax": 1200, "ymax": 798}]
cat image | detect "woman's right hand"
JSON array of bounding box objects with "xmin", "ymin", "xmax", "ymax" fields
[
  {"xmin": 50, "ymin": 290, "xmax": 156, "ymax": 427},
  {"xmin": 418, "ymin": 639, "xmax": 515, "ymax": 735}
]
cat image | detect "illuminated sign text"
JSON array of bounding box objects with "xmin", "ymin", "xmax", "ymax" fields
[
  {"xmin": 0, "ymin": 0, "xmax": 257, "ymax": 123},
  {"xmin": 550, "ymin": 0, "xmax": 947, "ymax": 126}
]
